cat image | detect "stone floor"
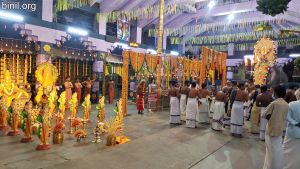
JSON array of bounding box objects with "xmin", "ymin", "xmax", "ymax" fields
[{"xmin": 0, "ymin": 101, "xmax": 265, "ymax": 169}]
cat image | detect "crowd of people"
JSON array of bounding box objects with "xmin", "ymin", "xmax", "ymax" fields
[{"xmin": 164, "ymin": 79, "xmax": 300, "ymax": 169}]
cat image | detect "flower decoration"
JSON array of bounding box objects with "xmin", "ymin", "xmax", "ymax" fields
[
  {"xmin": 43, "ymin": 44, "xmax": 51, "ymax": 53},
  {"xmin": 72, "ymin": 118, "xmax": 82, "ymax": 128},
  {"xmin": 54, "ymin": 122, "xmax": 65, "ymax": 133}
]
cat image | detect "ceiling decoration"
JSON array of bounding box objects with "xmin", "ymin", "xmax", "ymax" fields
[
  {"xmin": 147, "ymin": 14, "xmax": 287, "ymax": 37},
  {"xmin": 55, "ymin": 0, "xmax": 91, "ymax": 13}
]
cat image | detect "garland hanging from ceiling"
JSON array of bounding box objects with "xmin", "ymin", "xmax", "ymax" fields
[
  {"xmin": 97, "ymin": 0, "xmax": 199, "ymax": 23},
  {"xmin": 148, "ymin": 16, "xmax": 286, "ymax": 37},
  {"xmin": 170, "ymin": 30, "xmax": 292, "ymax": 45},
  {"xmin": 55, "ymin": 0, "xmax": 90, "ymax": 12}
]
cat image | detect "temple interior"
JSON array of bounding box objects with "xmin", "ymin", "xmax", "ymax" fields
[{"xmin": 0, "ymin": 0, "xmax": 299, "ymax": 169}]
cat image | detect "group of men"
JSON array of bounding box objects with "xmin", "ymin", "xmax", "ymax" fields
[{"xmin": 168, "ymin": 79, "xmax": 300, "ymax": 169}]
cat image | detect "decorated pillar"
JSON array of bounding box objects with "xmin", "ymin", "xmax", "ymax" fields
[
  {"xmin": 157, "ymin": 0, "xmax": 164, "ymax": 54},
  {"xmin": 156, "ymin": 56, "xmax": 162, "ymax": 110},
  {"xmin": 121, "ymin": 51, "xmax": 129, "ymax": 116}
]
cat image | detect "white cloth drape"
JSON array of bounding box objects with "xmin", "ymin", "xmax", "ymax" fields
[
  {"xmin": 211, "ymin": 101, "xmax": 225, "ymax": 131},
  {"xmin": 283, "ymin": 135, "xmax": 300, "ymax": 169},
  {"xmin": 170, "ymin": 97, "xmax": 180, "ymax": 124},
  {"xmin": 230, "ymin": 101, "xmax": 244, "ymax": 135},
  {"xmin": 197, "ymin": 98, "xmax": 209, "ymax": 123},
  {"xmin": 260, "ymin": 107, "xmax": 268, "ymax": 140},
  {"xmin": 186, "ymin": 98, "xmax": 198, "ymax": 128},
  {"xmin": 180, "ymin": 94, "xmax": 187, "ymax": 121},
  {"xmin": 263, "ymin": 135, "xmax": 283, "ymax": 169}
]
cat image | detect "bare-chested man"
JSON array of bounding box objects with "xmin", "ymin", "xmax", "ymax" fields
[
  {"xmin": 168, "ymin": 80, "xmax": 180, "ymax": 125},
  {"xmin": 230, "ymin": 83, "xmax": 248, "ymax": 137},
  {"xmin": 179, "ymin": 81, "xmax": 190, "ymax": 121},
  {"xmin": 256, "ymin": 85, "xmax": 273, "ymax": 141},
  {"xmin": 211, "ymin": 88, "xmax": 228, "ymax": 131},
  {"xmin": 198, "ymin": 83, "xmax": 211, "ymax": 124},
  {"xmin": 186, "ymin": 81, "xmax": 200, "ymax": 128}
]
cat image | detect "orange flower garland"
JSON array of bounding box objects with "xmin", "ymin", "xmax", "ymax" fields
[
  {"xmin": 122, "ymin": 50, "xmax": 129, "ymax": 116},
  {"xmin": 156, "ymin": 56, "xmax": 162, "ymax": 110},
  {"xmin": 129, "ymin": 51, "xmax": 138, "ymax": 73},
  {"xmin": 221, "ymin": 53, "xmax": 227, "ymax": 88},
  {"xmin": 145, "ymin": 54, "xmax": 158, "ymax": 73}
]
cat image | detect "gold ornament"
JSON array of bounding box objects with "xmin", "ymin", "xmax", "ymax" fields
[
  {"xmin": 35, "ymin": 62, "xmax": 58, "ymax": 87},
  {"xmin": 43, "ymin": 44, "xmax": 51, "ymax": 53},
  {"xmin": 254, "ymin": 37, "xmax": 276, "ymax": 64}
]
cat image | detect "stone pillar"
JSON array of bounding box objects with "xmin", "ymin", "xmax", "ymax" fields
[
  {"xmin": 136, "ymin": 27, "xmax": 142, "ymax": 44},
  {"xmin": 42, "ymin": 0, "xmax": 53, "ymax": 22},
  {"xmin": 99, "ymin": 17, "xmax": 107, "ymax": 35}
]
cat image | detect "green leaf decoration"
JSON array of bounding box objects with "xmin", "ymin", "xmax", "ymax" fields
[
  {"xmin": 256, "ymin": 0, "xmax": 291, "ymax": 16},
  {"xmin": 107, "ymin": 63, "xmax": 113, "ymax": 75}
]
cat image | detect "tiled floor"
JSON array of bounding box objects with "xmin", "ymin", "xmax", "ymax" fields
[{"xmin": 0, "ymin": 102, "xmax": 265, "ymax": 169}]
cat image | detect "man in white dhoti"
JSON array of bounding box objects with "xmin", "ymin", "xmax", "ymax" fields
[
  {"xmin": 283, "ymin": 89, "xmax": 300, "ymax": 169},
  {"xmin": 198, "ymin": 83, "xmax": 211, "ymax": 124},
  {"xmin": 168, "ymin": 80, "xmax": 180, "ymax": 125},
  {"xmin": 186, "ymin": 81, "xmax": 199, "ymax": 128},
  {"xmin": 211, "ymin": 88, "xmax": 228, "ymax": 131},
  {"xmin": 230, "ymin": 83, "xmax": 248, "ymax": 137},
  {"xmin": 180, "ymin": 81, "xmax": 190, "ymax": 121},
  {"xmin": 256, "ymin": 85, "xmax": 273, "ymax": 141},
  {"xmin": 263, "ymin": 85, "xmax": 289, "ymax": 169}
]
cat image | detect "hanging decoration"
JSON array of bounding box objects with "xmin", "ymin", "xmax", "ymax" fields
[
  {"xmin": 254, "ymin": 37, "xmax": 276, "ymax": 64},
  {"xmin": 16, "ymin": 54, "xmax": 19, "ymax": 84},
  {"xmin": 97, "ymin": 1, "xmax": 198, "ymax": 23},
  {"xmin": 130, "ymin": 51, "xmax": 145, "ymax": 73},
  {"xmin": 253, "ymin": 37, "xmax": 277, "ymax": 85},
  {"xmin": 121, "ymin": 50, "xmax": 129, "ymax": 116},
  {"xmin": 156, "ymin": 57, "xmax": 162, "ymax": 110},
  {"xmin": 148, "ymin": 16, "xmax": 286, "ymax": 37},
  {"xmin": 29, "ymin": 55, "xmax": 32, "ymax": 74},
  {"xmin": 55, "ymin": 0, "xmax": 90, "ymax": 12},
  {"xmin": 145, "ymin": 54, "xmax": 158, "ymax": 73},
  {"xmin": 171, "ymin": 30, "xmax": 292, "ymax": 45}
]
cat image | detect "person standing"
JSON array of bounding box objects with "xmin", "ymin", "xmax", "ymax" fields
[
  {"xmin": 230, "ymin": 83, "xmax": 248, "ymax": 137},
  {"xmin": 186, "ymin": 81, "xmax": 199, "ymax": 128},
  {"xmin": 256, "ymin": 85, "xmax": 273, "ymax": 141},
  {"xmin": 248, "ymin": 85, "xmax": 260, "ymax": 121},
  {"xmin": 74, "ymin": 79, "xmax": 82, "ymax": 104},
  {"xmin": 136, "ymin": 80, "xmax": 146, "ymax": 114},
  {"xmin": 83, "ymin": 77, "xmax": 92, "ymax": 98},
  {"xmin": 180, "ymin": 81, "xmax": 190, "ymax": 121},
  {"xmin": 284, "ymin": 85, "xmax": 298, "ymax": 103},
  {"xmin": 211, "ymin": 88, "xmax": 228, "ymax": 131},
  {"xmin": 108, "ymin": 78, "xmax": 115, "ymax": 104},
  {"xmin": 64, "ymin": 77, "xmax": 73, "ymax": 109},
  {"xmin": 198, "ymin": 83, "xmax": 211, "ymax": 124},
  {"xmin": 283, "ymin": 89, "xmax": 300, "ymax": 169},
  {"xmin": 168, "ymin": 80, "xmax": 180, "ymax": 125},
  {"xmin": 263, "ymin": 85, "xmax": 289, "ymax": 169}
]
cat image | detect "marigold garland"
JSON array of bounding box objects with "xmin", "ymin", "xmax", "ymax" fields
[
  {"xmin": 146, "ymin": 54, "xmax": 158, "ymax": 73},
  {"xmin": 121, "ymin": 50, "xmax": 129, "ymax": 116},
  {"xmin": 156, "ymin": 56, "xmax": 162, "ymax": 110},
  {"xmin": 16, "ymin": 54, "xmax": 19, "ymax": 84}
]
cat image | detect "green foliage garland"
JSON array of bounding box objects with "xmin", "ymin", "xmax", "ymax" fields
[{"xmin": 256, "ymin": 0, "xmax": 291, "ymax": 16}]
